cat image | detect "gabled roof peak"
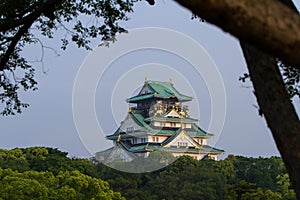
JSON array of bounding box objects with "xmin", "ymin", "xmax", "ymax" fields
[{"xmin": 127, "ymin": 79, "xmax": 193, "ymax": 103}]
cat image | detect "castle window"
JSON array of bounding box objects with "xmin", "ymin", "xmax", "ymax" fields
[
  {"xmin": 132, "ymin": 138, "xmax": 137, "ymax": 144},
  {"xmin": 152, "ymin": 137, "xmax": 159, "ymax": 142},
  {"xmin": 178, "ymin": 142, "xmax": 188, "ymax": 147},
  {"xmin": 196, "ymin": 139, "xmax": 203, "ymax": 145},
  {"xmin": 126, "ymin": 127, "xmax": 134, "ymax": 132}
]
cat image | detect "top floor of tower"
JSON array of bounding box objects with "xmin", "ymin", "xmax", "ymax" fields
[{"xmin": 127, "ymin": 78, "xmax": 193, "ymax": 117}]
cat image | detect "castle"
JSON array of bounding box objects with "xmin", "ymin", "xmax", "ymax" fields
[{"xmin": 98, "ymin": 78, "xmax": 224, "ymax": 163}]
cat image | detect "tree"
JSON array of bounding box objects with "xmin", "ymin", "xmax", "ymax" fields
[
  {"xmin": 96, "ymin": 155, "xmax": 294, "ymax": 200},
  {"xmin": 239, "ymin": 40, "xmax": 300, "ymax": 199},
  {"xmin": 0, "ymin": 148, "xmax": 30, "ymax": 172},
  {"xmin": 174, "ymin": 0, "xmax": 300, "ymax": 69},
  {"xmin": 0, "ymin": 168, "xmax": 124, "ymax": 199},
  {"xmin": 227, "ymin": 183, "xmax": 282, "ymax": 200},
  {"xmin": 0, "ymin": 0, "xmax": 137, "ymax": 115},
  {"xmin": 277, "ymin": 173, "xmax": 297, "ymax": 199},
  {"xmin": 0, "ymin": 147, "xmax": 125, "ymax": 199},
  {"xmin": 233, "ymin": 156, "xmax": 286, "ymax": 191},
  {"xmin": 172, "ymin": 0, "xmax": 300, "ymax": 198}
]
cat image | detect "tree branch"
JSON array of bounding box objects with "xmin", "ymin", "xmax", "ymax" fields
[
  {"xmin": 0, "ymin": 14, "xmax": 38, "ymax": 33},
  {"xmin": 174, "ymin": 0, "xmax": 300, "ymax": 69},
  {"xmin": 0, "ymin": 0, "xmax": 65, "ymax": 71},
  {"xmin": 0, "ymin": 0, "xmax": 64, "ymax": 33},
  {"xmin": 0, "ymin": 20, "xmax": 35, "ymax": 71}
]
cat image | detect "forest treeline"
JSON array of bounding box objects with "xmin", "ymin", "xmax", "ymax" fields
[{"xmin": 0, "ymin": 147, "xmax": 296, "ymax": 200}]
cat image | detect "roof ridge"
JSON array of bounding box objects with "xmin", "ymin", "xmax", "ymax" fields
[
  {"xmin": 147, "ymin": 80, "xmax": 170, "ymax": 83},
  {"xmin": 161, "ymin": 128, "xmax": 182, "ymax": 146}
]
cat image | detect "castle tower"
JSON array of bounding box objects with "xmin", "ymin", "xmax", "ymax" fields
[{"xmin": 99, "ymin": 79, "xmax": 224, "ymax": 162}]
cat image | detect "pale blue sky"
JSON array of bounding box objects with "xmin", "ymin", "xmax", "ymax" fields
[{"xmin": 1, "ymin": 0, "xmax": 299, "ymax": 159}]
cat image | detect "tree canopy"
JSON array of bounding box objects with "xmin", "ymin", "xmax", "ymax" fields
[
  {"xmin": 0, "ymin": 147, "xmax": 295, "ymax": 200},
  {"xmin": 0, "ymin": 0, "xmax": 138, "ymax": 115},
  {"xmin": 0, "ymin": 147, "xmax": 125, "ymax": 199}
]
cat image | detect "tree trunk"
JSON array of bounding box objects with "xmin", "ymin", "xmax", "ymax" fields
[
  {"xmin": 174, "ymin": 0, "xmax": 300, "ymax": 69},
  {"xmin": 240, "ymin": 42, "xmax": 300, "ymax": 199}
]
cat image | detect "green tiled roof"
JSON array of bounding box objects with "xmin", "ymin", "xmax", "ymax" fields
[
  {"xmin": 95, "ymin": 146, "xmax": 114, "ymax": 157},
  {"xmin": 144, "ymin": 116, "xmax": 198, "ymax": 123},
  {"xmin": 107, "ymin": 128, "xmax": 212, "ymax": 140},
  {"xmin": 127, "ymin": 81, "xmax": 192, "ymax": 103},
  {"xmin": 126, "ymin": 93, "xmax": 154, "ymax": 102},
  {"xmin": 161, "ymin": 129, "xmax": 182, "ymax": 146},
  {"xmin": 189, "ymin": 124, "xmax": 214, "ymax": 137},
  {"xmin": 106, "ymin": 105, "xmax": 214, "ymax": 143},
  {"xmin": 143, "ymin": 128, "xmax": 178, "ymax": 135},
  {"xmin": 163, "ymin": 146, "xmax": 224, "ymax": 154},
  {"xmin": 208, "ymin": 147, "xmax": 225, "ymax": 153},
  {"xmin": 118, "ymin": 142, "xmax": 224, "ymax": 154},
  {"xmin": 119, "ymin": 142, "xmax": 159, "ymax": 152},
  {"xmin": 95, "ymin": 143, "xmax": 137, "ymax": 163},
  {"xmin": 150, "ymin": 126, "xmax": 213, "ymax": 138},
  {"xmin": 107, "ymin": 131, "xmax": 148, "ymax": 140},
  {"xmin": 107, "ymin": 111, "xmax": 213, "ymax": 139},
  {"xmin": 129, "ymin": 111, "xmax": 152, "ymax": 131}
]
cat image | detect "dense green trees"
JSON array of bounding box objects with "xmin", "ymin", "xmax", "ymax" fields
[
  {"xmin": 0, "ymin": 147, "xmax": 296, "ymax": 199},
  {"xmin": 0, "ymin": 147, "xmax": 123, "ymax": 199},
  {"xmin": 0, "ymin": 147, "xmax": 98, "ymax": 176},
  {"xmin": 95, "ymin": 154, "xmax": 296, "ymax": 200},
  {"xmin": 0, "ymin": 168, "xmax": 124, "ymax": 199}
]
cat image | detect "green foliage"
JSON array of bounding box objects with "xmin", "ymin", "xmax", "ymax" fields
[
  {"xmin": 0, "ymin": 147, "xmax": 124, "ymax": 199},
  {"xmin": 104, "ymin": 150, "xmax": 176, "ymax": 173},
  {"xmin": 239, "ymin": 60, "xmax": 300, "ymax": 100},
  {"xmin": 96, "ymin": 156, "xmax": 227, "ymax": 200},
  {"xmin": 96, "ymin": 154, "xmax": 296, "ymax": 200},
  {"xmin": 0, "ymin": 147, "xmax": 98, "ymax": 177},
  {"xmin": 277, "ymin": 173, "xmax": 296, "ymax": 200},
  {"xmin": 0, "ymin": 148, "xmax": 30, "ymax": 172},
  {"xmin": 146, "ymin": 158, "xmax": 227, "ymax": 200},
  {"xmin": 0, "ymin": 168, "xmax": 124, "ymax": 200},
  {"xmin": 0, "ymin": 0, "xmax": 140, "ymax": 115},
  {"xmin": 226, "ymin": 180, "xmax": 258, "ymax": 200},
  {"xmin": 0, "ymin": 147, "xmax": 296, "ymax": 199},
  {"xmin": 233, "ymin": 156, "xmax": 286, "ymax": 191}
]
